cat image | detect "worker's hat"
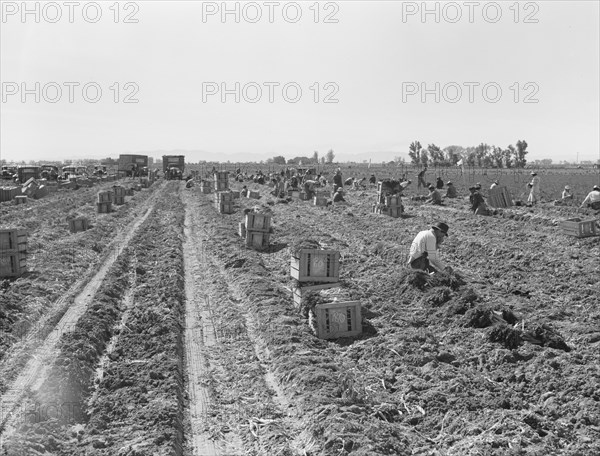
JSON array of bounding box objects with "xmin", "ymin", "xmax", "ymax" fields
[
  {"xmin": 447, "ymin": 181, "xmax": 452, "ymax": 185},
  {"xmin": 428, "ymin": 184, "xmax": 435, "ymax": 190},
  {"xmin": 594, "ymin": 185, "xmax": 600, "ymax": 191},
  {"xmin": 564, "ymin": 185, "xmax": 570, "ymax": 190},
  {"xmin": 531, "ymin": 172, "xmax": 537, "ymax": 176},
  {"xmin": 432, "ymin": 222, "xmax": 449, "ymax": 236}
]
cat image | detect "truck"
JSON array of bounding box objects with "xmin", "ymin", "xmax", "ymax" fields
[
  {"xmin": 17, "ymin": 166, "xmax": 41, "ymax": 183},
  {"xmin": 162, "ymin": 155, "xmax": 185, "ymax": 180},
  {"xmin": 119, "ymin": 154, "xmax": 149, "ymax": 177}
]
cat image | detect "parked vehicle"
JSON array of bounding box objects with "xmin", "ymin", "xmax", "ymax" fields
[
  {"xmin": 40, "ymin": 165, "xmax": 60, "ymax": 180},
  {"xmin": 17, "ymin": 166, "xmax": 41, "ymax": 183},
  {"xmin": 163, "ymin": 155, "xmax": 185, "ymax": 180},
  {"xmin": 119, "ymin": 154, "xmax": 148, "ymax": 177},
  {"xmin": 62, "ymin": 166, "xmax": 88, "ymax": 179},
  {"xmin": 1, "ymin": 165, "xmax": 17, "ymax": 180}
]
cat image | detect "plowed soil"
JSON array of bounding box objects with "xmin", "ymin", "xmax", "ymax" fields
[{"xmin": 1, "ymin": 177, "xmax": 599, "ymax": 456}]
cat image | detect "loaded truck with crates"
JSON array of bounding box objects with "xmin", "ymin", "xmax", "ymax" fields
[
  {"xmin": 163, "ymin": 155, "xmax": 185, "ymax": 180},
  {"xmin": 119, "ymin": 154, "xmax": 149, "ymax": 177}
]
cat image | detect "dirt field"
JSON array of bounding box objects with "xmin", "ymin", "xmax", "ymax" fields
[{"xmin": 1, "ymin": 174, "xmax": 599, "ymax": 456}]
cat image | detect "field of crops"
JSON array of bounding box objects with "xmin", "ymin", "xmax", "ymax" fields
[{"xmin": 1, "ymin": 169, "xmax": 599, "ymax": 456}]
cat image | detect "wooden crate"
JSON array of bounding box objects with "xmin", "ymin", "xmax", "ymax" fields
[
  {"xmin": 245, "ymin": 213, "xmax": 271, "ymax": 233},
  {"xmin": 125, "ymin": 188, "xmax": 134, "ymax": 196},
  {"xmin": 290, "ymin": 190, "xmax": 300, "ymax": 199},
  {"xmin": 22, "ymin": 181, "xmax": 39, "ymax": 197},
  {"xmin": 310, "ymin": 301, "xmax": 362, "ymax": 340},
  {"xmin": 291, "ymin": 249, "xmax": 340, "ymax": 283},
  {"xmin": 97, "ymin": 191, "xmax": 113, "ymax": 203},
  {"xmin": 216, "ymin": 202, "xmax": 234, "ymax": 214},
  {"xmin": 0, "ymin": 187, "xmax": 21, "ymax": 202},
  {"xmin": 68, "ymin": 218, "xmax": 90, "ymax": 233},
  {"xmin": 385, "ymin": 195, "xmax": 402, "ymax": 207},
  {"xmin": 200, "ymin": 181, "xmax": 213, "ymax": 194},
  {"xmin": 0, "ymin": 229, "xmax": 27, "ymax": 253},
  {"xmin": 559, "ymin": 218, "xmax": 599, "ymax": 238},
  {"xmin": 15, "ymin": 196, "xmax": 28, "ymax": 204},
  {"xmin": 489, "ymin": 186, "xmax": 513, "ymax": 208},
  {"xmin": 245, "ymin": 231, "xmax": 270, "ymax": 250},
  {"xmin": 112, "ymin": 186, "xmax": 126, "ymax": 197},
  {"xmin": 214, "ymin": 171, "xmax": 229, "ymax": 182},
  {"xmin": 113, "ymin": 195, "xmax": 125, "ymax": 205},
  {"xmin": 214, "ymin": 180, "xmax": 229, "ymax": 191},
  {"xmin": 248, "ymin": 191, "xmax": 260, "ymax": 199},
  {"xmin": 0, "ymin": 252, "xmax": 27, "ymax": 278},
  {"xmin": 215, "ymin": 191, "xmax": 233, "ymax": 203},
  {"xmin": 299, "ymin": 192, "xmax": 309, "ymax": 201},
  {"xmin": 239, "ymin": 222, "xmax": 246, "ymax": 238},
  {"xmin": 372, "ymin": 204, "xmax": 402, "ymax": 218},
  {"xmin": 313, "ymin": 196, "xmax": 328, "ymax": 207},
  {"xmin": 291, "ymin": 282, "xmax": 342, "ymax": 309},
  {"xmin": 97, "ymin": 202, "xmax": 112, "ymax": 213}
]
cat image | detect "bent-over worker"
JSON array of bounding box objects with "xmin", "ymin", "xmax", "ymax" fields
[
  {"xmin": 407, "ymin": 222, "xmax": 451, "ymax": 273},
  {"xmin": 580, "ymin": 185, "xmax": 600, "ymax": 210}
]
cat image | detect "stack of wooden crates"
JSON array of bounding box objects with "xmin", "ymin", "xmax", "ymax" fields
[
  {"xmin": 215, "ymin": 191, "xmax": 234, "ymax": 214},
  {"xmin": 239, "ymin": 212, "xmax": 271, "ymax": 250},
  {"xmin": 97, "ymin": 191, "xmax": 113, "ymax": 213},
  {"xmin": 112, "ymin": 186, "xmax": 126, "ymax": 205},
  {"xmin": 0, "ymin": 229, "xmax": 27, "ymax": 278},
  {"xmin": 214, "ymin": 172, "xmax": 229, "ymax": 192},
  {"xmin": 290, "ymin": 247, "xmax": 361, "ymax": 339},
  {"xmin": 200, "ymin": 180, "xmax": 212, "ymax": 194},
  {"xmin": 373, "ymin": 182, "xmax": 403, "ymax": 218}
]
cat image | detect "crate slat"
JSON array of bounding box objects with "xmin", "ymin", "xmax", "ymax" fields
[{"xmin": 97, "ymin": 202, "xmax": 112, "ymax": 213}]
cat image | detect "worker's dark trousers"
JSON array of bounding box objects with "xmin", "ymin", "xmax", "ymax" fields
[{"xmin": 410, "ymin": 256, "xmax": 437, "ymax": 273}]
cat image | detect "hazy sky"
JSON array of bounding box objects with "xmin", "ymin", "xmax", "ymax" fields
[{"xmin": 1, "ymin": 1, "xmax": 599, "ymax": 163}]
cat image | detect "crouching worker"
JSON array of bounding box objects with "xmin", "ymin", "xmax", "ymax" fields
[
  {"xmin": 580, "ymin": 185, "xmax": 600, "ymax": 210},
  {"xmin": 304, "ymin": 179, "xmax": 319, "ymax": 199},
  {"xmin": 426, "ymin": 184, "xmax": 443, "ymax": 205},
  {"xmin": 469, "ymin": 186, "xmax": 491, "ymax": 215},
  {"xmin": 333, "ymin": 188, "xmax": 346, "ymax": 203},
  {"xmin": 407, "ymin": 222, "xmax": 452, "ymax": 274}
]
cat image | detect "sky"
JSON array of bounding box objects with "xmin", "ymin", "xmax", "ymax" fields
[{"xmin": 1, "ymin": 0, "xmax": 599, "ymax": 164}]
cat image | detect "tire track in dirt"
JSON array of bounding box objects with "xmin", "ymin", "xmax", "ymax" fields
[
  {"xmin": 0, "ymin": 184, "xmax": 162, "ymax": 441},
  {"xmin": 182, "ymin": 190, "xmax": 304, "ymax": 455},
  {"xmin": 182, "ymin": 195, "xmax": 244, "ymax": 456}
]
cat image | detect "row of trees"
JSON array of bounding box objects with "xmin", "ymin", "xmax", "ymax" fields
[
  {"xmin": 405, "ymin": 140, "xmax": 529, "ymax": 168},
  {"xmin": 267, "ymin": 149, "xmax": 335, "ymax": 166}
]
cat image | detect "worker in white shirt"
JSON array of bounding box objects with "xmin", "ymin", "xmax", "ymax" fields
[
  {"xmin": 407, "ymin": 222, "xmax": 452, "ymax": 273},
  {"xmin": 580, "ymin": 185, "xmax": 600, "ymax": 210},
  {"xmin": 527, "ymin": 172, "xmax": 541, "ymax": 205}
]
